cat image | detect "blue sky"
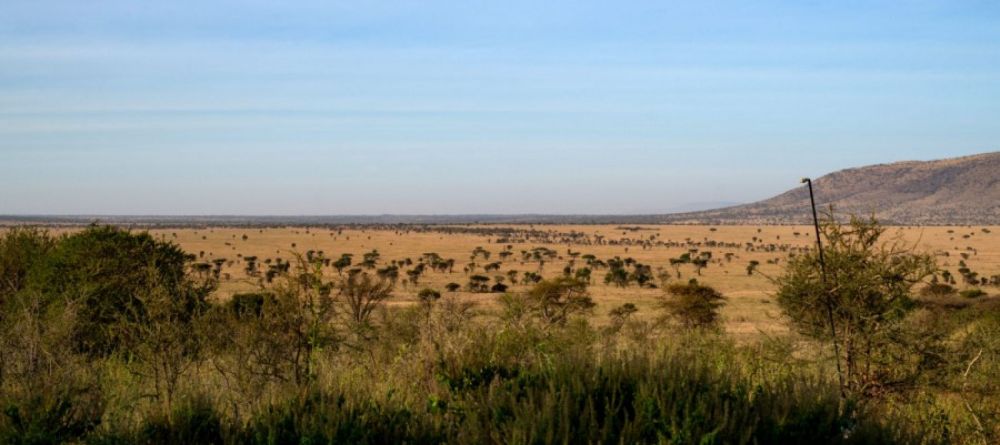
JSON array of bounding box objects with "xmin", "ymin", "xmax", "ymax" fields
[{"xmin": 2, "ymin": 1, "xmax": 998, "ymax": 214}]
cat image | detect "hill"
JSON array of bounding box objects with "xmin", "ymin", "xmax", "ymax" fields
[{"xmin": 664, "ymin": 152, "xmax": 1000, "ymax": 225}]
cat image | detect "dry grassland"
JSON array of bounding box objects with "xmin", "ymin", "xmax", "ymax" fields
[{"xmin": 43, "ymin": 224, "xmax": 1000, "ymax": 337}]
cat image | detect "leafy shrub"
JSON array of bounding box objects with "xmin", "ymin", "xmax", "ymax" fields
[
  {"xmin": 0, "ymin": 227, "xmax": 55, "ymax": 301},
  {"xmin": 660, "ymin": 280, "xmax": 727, "ymax": 329},
  {"xmin": 525, "ymin": 277, "xmax": 595, "ymax": 326},
  {"xmin": 775, "ymin": 215, "xmax": 935, "ymax": 397},
  {"xmin": 24, "ymin": 225, "xmax": 209, "ymax": 355}
]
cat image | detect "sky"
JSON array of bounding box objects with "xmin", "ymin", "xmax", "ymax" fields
[{"xmin": 1, "ymin": 1, "xmax": 999, "ymax": 215}]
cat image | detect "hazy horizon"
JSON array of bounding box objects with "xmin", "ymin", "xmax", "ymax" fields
[
  {"xmin": 3, "ymin": 1, "xmax": 999, "ymax": 214},
  {"xmin": 1, "ymin": 200, "xmax": 746, "ymax": 217}
]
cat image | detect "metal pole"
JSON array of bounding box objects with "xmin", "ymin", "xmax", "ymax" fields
[
  {"xmin": 801, "ymin": 177, "xmax": 845, "ymax": 398},
  {"xmin": 805, "ymin": 179, "xmax": 826, "ymax": 273}
]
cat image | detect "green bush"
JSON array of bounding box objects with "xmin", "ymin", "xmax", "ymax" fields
[
  {"xmin": 24, "ymin": 225, "xmax": 209, "ymax": 355},
  {"xmin": 660, "ymin": 279, "xmax": 727, "ymax": 329},
  {"xmin": 0, "ymin": 387, "xmax": 103, "ymax": 445},
  {"xmin": 0, "ymin": 227, "xmax": 55, "ymax": 301}
]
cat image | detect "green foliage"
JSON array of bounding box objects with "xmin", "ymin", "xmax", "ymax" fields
[
  {"xmin": 98, "ymin": 342, "xmax": 926, "ymax": 444},
  {"xmin": 519, "ymin": 277, "xmax": 596, "ymax": 326},
  {"xmin": 332, "ymin": 255, "xmax": 352, "ymax": 274},
  {"xmin": 0, "ymin": 223, "xmax": 995, "ymax": 443},
  {"xmin": 0, "ymin": 227, "xmax": 55, "ymax": 302},
  {"xmin": 466, "ymin": 274, "xmax": 490, "ymax": 292},
  {"xmin": 603, "ymin": 265, "xmax": 629, "ymax": 287},
  {"xmin": 0, "ymin": 386, "xmax": 104, "ymax": 445},
  {"xmin": 775, "ymin": 215, "xmax": 936, "ymax": 396},
  {"xmin": 23, "ymin": 225, "xmax": 210, "ymax": 355},
  {"xmin": 660, "ymin": 280, "xmax": 727, "ymax": 329}
]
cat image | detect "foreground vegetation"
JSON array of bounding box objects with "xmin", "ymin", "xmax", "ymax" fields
[{"xmin": 0, "ymin": 218, "xmax": 997, "ymax": 444}]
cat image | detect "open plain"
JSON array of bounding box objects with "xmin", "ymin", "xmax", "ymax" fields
[{"xmin": 80, "ymin": 223, "xmax": 1000, "ymax": 337}]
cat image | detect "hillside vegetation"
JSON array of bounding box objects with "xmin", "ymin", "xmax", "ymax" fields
[{"xmin": 664, "ymin": 152, "xmax": 1000, "ymax": 225}]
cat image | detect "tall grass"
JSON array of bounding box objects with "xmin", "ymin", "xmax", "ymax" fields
[{"xmin": 12, "ymin": 318, "xmax": 936, "ymax": 445}]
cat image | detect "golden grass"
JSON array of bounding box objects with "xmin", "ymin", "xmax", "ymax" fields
[{"xmin": 35, "ymin": 224, "xmax": 1000, "ymax": 337}]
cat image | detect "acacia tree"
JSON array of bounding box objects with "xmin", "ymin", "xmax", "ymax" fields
[
  {"xmin": 659, "ymin": 280, "xmax": 726, "ymax": 329},
  {"xmin": 338, "ymin": 272, "xmax": 393, "ymax": 329},
  {"xmin": 332, "ymin": 254, "xmax": 352, "ymax": 275},
  {"xmin": 466, "ymin": 275, "xmax": 490, "ymax": 293},
  {"xmin": 668, "ymin": 257, "xmax": 687, "ymax": 279},
  {"xmin": 608, "ymin": 303, "xmax": 638, "ymax": 332},
  {"xmin": 525, "ymin": 277, "xmax": 595, "ymax": 326},
  {"xmin": 691, "ymin": 257, "xmax": 708, "ymax": 276},
  {"xmin": 417, "ymin": 288, "xmax": 441, "ymax": 310},
  {"xmin": 775, "ymin": 215, "xmax": 935, "ymax": 397}
]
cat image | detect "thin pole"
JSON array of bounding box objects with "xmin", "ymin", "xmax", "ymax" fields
[
  {"xmin": 806, "ymin": 179, "xmax": 825, "ymax": 272},
  {"xmin": 802, "ymin": 177, "xmax": 845, "ymax": 398}
]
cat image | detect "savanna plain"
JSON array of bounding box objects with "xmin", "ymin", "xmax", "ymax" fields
[
  {"xmin": 152, "ymin": 223, "xmax": 1000, "ymax": 335},
  {"xmin": 1, "ymin": 221, "xmax": 999, "ymax": 444}
]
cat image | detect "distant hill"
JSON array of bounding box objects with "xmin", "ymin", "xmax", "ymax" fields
[{"xmin": 663, "ymin": 152, "xmax": 1000, "ymax": 225}]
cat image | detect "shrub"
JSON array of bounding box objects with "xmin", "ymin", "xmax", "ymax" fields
[
  {"xmin": 24, "ymin": 225, "xmax": 210, "ymax": 355},
  {"xmin": 339, "ymin": 272, "xmax": 393, "ymax": 327},
  {"xmin": 608, "ymin": 303, "xmax": 639, "ymax": 333},
  {"xmin": 0, "ymin": 227, "xmax": 55, "ymax": 301},
  {"xmin": 920, "ymin": 283, "xmax": 956, "ymax": 298},
  {"xmin": 228, "ymin": 292, "xmax": 276, "ymax": 319},
  {"xmin": 0, "ymin": 386, "xmax": 104, "ymax": 444},
  {"xmin": 416, "ymin": 288, "xmax": 441, "ymax": 301},
  {"xmin": 959, "ymin": 288, "xmax": 987, "ymax": 299},
  {"xmin": 660, "ymin": 280, "xmax": 726, "ymax": 329},
  {"xmin": 775, "ymin": 215, "xmax": 935, "ymax": 397},
  {"xmin": 416, "ymin": 288, "xmax": 441, "ymax": 308},
  {"xmin": 525, "ymin": 277, "xmax": 595, "ymax": 326}
]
